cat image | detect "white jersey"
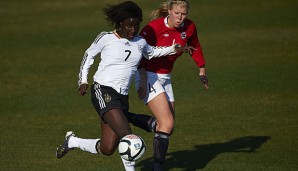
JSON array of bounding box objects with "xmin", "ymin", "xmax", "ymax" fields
[{"xmin": 78, "ymin": 31, "xmax": 176, "ymax": 95}]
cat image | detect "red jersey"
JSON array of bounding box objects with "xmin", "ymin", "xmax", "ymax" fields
[{"xmin": 139, "ymin": 17, "xmax": 205, "ymax": 74}]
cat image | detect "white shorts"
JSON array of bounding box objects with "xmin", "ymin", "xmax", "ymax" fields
[{"xmin": 135, "ymin": 71, "xmax": 174, "ymax": 104}]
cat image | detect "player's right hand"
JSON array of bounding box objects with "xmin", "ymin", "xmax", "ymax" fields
[{"xmin": 78, "ymin": 84, "xmax": 88, "ymax": 96}]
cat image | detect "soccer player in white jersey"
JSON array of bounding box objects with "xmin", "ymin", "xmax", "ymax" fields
[{"xmin": 55, "ymin": 1, "xmax": 194, "ymax": 171}]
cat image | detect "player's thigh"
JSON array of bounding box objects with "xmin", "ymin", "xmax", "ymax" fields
[
  {"xmin": 103, "ymin": 108, "xmax": 132, "ymax": 138},
  {"xmin": 147, "ymin": 93, "xmax": 174, "ymax": 128},
  {"xmin": 100, "ymin": 120, "xmax": 119, "ymax": 155},
  {"xmin": 100, "ymin": 110, "xmax": 132, "ymax": 155}
]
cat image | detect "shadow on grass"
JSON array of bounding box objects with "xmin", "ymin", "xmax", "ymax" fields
[{"xmin": 137, "ymin": 136, "xmax": 270, "ymax": 171}]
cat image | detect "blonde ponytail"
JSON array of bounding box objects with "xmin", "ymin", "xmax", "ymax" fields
[
  {"xmin": 150, "ymin": 0, "xmax": 190, "ymax": 20},
  {"xmin": 150, "ymin": 2, "xmax": 168, "ymax": 20}
]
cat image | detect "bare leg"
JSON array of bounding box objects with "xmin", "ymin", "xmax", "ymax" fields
[
  {"xmin": 147, "ymin": 93, "xmax": 174, "ymax": 134},
  {"xmin": 99, "ymin": 108, "xmax": 132, "ymax": 155}
]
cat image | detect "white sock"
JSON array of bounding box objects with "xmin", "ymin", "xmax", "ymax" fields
[
  {"xmin": 121, "ymin": 157, "xmax": 136, "ymax": 171},
  {"xmin": 68, "ymin": 136, "xmax": 100, "ymax": 154}
]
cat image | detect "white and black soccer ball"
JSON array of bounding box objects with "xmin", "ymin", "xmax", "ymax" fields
[{"xmin": 118, "ymin": 134, "xmax": 146, "ymax": 161}]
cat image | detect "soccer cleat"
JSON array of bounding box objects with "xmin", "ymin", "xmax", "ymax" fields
[{"xmin": 56, "ymin": 131, "xmax": 75, "ymax": 159}]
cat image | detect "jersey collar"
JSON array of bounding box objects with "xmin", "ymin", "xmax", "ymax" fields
[{"xmin": 113, "ymin": 30, "xmax": 122, "ymax": 39}]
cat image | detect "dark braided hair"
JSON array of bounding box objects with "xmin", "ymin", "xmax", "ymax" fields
[{"xmin": 103, "ymin": 1, "xmax": 143, "ymax": 30}]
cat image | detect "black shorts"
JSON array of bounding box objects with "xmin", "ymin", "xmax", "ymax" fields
[{"xmin": 91, "ymin": 83, "xmax": 129, "ymax": 119}]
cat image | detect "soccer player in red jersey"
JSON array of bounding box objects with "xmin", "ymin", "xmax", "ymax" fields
[{"xmin": 126, "ymin": 0, "xmax": 209, "ymax": 170}]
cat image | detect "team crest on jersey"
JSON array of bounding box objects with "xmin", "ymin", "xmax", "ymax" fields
[
  {"xmin": 104, "ymin": 93, "xmax": 111, "ymax": 102},
  {"xmin": 125, "ymin": 41, "xmax": 131, "ymax": 46},
  {"xmin": 164, "ymin": 34, "xmax": 169, "ymax": 37},
  {"xmin": 181, "ymin": 32, "xmax": 186, "ymax": 39}
]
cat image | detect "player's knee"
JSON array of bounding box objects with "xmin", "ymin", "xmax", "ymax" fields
[
  {"xmin": 168, "ymin": 121, "xmax": 175, "ymax": 134},
  {"xmin": 169, "ymin": 127, "xmax": 175, "ymax": 135},
  {"xmin": 157, "ymin": 118, "xmax": 174, "ymax": 135},
  {"xmin": 100, "ymin": 149, "xmax": 114, "ymax": 156},
  {"xmin": 99, "ymin": 143, "xmax": 116, "ymax": 156}
]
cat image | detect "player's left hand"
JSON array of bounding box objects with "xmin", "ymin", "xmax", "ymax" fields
[
  {"xmin": 199, "ymin": 75, "xmax": 209, "ymax": 90},
  {"xmin": 175, "ymin": 45, "xmax": 196, "ymax": 55}
]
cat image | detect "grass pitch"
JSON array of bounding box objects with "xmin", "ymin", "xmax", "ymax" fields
[{"xmin": 1, "ymin": 0, "xmax": 298, "ymax": 170}]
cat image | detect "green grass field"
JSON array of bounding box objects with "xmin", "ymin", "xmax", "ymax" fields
[{"xmin": 1, "ymin": 0, "xmax": 298, "ymax": 170}]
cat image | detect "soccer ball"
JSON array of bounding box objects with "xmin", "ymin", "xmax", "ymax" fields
[{"xmin": 118, "ymin": 134, "xmax": 146, "ymax": 161}]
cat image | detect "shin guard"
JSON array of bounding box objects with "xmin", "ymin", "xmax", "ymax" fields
[{"xmin": 153, "ymin": 131, "xmax": 170, "ymax": 166}]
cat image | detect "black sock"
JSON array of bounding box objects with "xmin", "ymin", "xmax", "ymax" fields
[
  {"xmin": 153, "ymin": 131, "xmax": 170, "ymax": 166},
  {"xmin": 125, "ymin": 112, "xmax": 156, "ymax": 132}
]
